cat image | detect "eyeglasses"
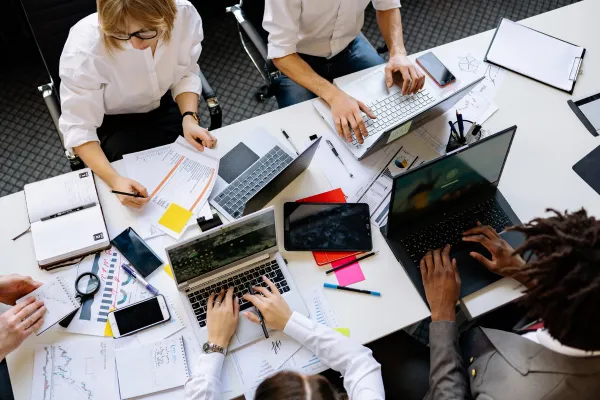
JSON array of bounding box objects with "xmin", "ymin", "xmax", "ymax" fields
[{"xmin": 109, "ymin": 29, "xmax": 158, "ymax": 41}]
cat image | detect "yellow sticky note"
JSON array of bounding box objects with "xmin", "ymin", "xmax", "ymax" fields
[
  {"xmin": 104, "ymin": 308, "xmax": 115, "ymax": 337},
  {"xmin": 334, "ymin": 328, "xmax": 350, "ymax": 337},
  {"xmin": 159, "ymin": 203, "xmax": 193, "ymax": 234},
  {"xmin": 164, "ymin": 264, "xmax": 174, "ymax": 280}
]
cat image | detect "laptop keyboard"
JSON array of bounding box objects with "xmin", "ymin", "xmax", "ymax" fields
[
  {"xmin": 185, "ymin": 260, "xmax": 290, "ymax": 328},
  {"xmin": 214, "ymin": 146, "xmax": 293, "ymax": 219},
  {"xmin": 350, "ymin": 89, "xmax": 436, "ymax": 145},
  {"xmin": 400, "ymin": 199, "xmax": 512, "ymax": 265}
]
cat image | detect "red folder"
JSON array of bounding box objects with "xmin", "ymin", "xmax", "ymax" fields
[{"xmin": 296, "ymin": 189, "xmax": 361, "ymax": 266}]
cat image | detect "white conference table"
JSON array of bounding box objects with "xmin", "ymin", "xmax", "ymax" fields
[{"xmin": 1, "ymin": 0, "xmax": 599, "ymax": 398}]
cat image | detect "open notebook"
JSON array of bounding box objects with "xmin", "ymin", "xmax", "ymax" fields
[{"xmin": 24, "ymin": 168, "xmax": 109, "ymax": 269}]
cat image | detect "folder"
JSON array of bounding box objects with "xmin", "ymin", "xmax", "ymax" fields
[
  {"xmin": 484, "ymin": 18, "xmax": 585, "ymax": 94},
  {"xmin": 296, "ymin": 189, "xmax": 361, "ymax": 266}
]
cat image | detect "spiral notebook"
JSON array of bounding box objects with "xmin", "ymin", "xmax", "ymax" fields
[
  {"xmin": 115, "ymin": 335, "xmax": 190, "ymax": 399},
  {"xmin": 16, "ymin": 276, "xmax": 79, "ymax": 335}
]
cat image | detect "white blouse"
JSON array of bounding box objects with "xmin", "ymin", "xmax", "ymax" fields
[
  {"xmin": 184, "ymin": 312, "xmax": 385, "ymax": 399},
  {"xmin": 58, "ymin": 0, "xmax": 203, "ymax": 152},
  {"xmin": 263, "ymin": 0, "xmax": 401, "ymax": 59}
]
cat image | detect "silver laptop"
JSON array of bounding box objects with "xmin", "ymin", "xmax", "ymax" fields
[
  {"xmin": 165, "ymin": 206, "xmax": 309, "ymax": 351},
  {"xmin": 209, "ymin": 130, "xmax": 321, "ymax": 221},
  {"xmin": 313, "ymin": 68, "xmax": 484, "ymax": 160}
]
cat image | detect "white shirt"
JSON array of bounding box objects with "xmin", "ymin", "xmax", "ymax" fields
[
  {"xmin": 58, "ymin": 0, "xmax": 203, "ymax": 152},
  {"xmin": 263, "ymin": 0, "xmax": 401, "ymax": 59},
  {"xmin": 522, "ymin": 329, "xmax": 600, "ymax": 358},
  {"xmin": 184, "ymin": 312, "xmax": 384, "ymax": 399}
]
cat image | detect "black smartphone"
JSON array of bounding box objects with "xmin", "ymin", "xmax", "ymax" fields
[
  {"xmin": 111, "ymin": 227, "xmax": 164, "ymax": 277},
  {"xmin": 416, "ymin": 52, "xmax": 456, "ymax": 87},
  {"xmin": 108, "ymin": 295, "xmax": 170, "ymax": 338},
  {"xmin": 283, "ymin": 202, "xmax": 372, "ymax": 251}
]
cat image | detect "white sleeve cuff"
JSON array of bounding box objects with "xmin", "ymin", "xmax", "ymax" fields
[
  {"xmin": 62, "ymin": 128, "xmax": 100, "ymax": 154},
  {"xmin": 192, "ymin": 352, "xmax": 225, "ymax": 379},
  {"xmin": 171, "ymin": 75, "xmax": 202, "ymax": 102},
  {"xmin": 267, "ymin": 43, "xmax": 298, "ymax": 59},
  {"xmin": 372, "ymin": 0, "xmax": 401, "ymax": 11},
  {"xmin": 283, "ymin": 311, "xmax": 315, "ymax": 344}
]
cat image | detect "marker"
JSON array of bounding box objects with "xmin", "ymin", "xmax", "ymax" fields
[
  {"xmin": 325, "ymin": 251, "xmax": 378, "ymax": 275},
  {"xmin": 326, "ymin": 139, "xmax": 353, "ymax": 178},
  {"xmin": 456, "ymin": 110, "xmax": 465, "ymax": 140},
  {"xmin": 323, "ymin": 283, "xmax": 381, "ymax": 297},
  {"xmin": 448, "ymin": 121, "xmax": 459, "ymax": 141},
  {"xmin": 111, "ymin": 190, "xmax": 146, "ymax": 198},
  {"xmin": 248, "ymin": 283, "xmax": 269, "ymax": 338},
  {"xmin": 281, "ymin": 129, "xmax": 300, "ymax": 156},
  {"xmin": 41, "ymin": 202, "xmax": 96, "ymax": 221},
  {"xmin": 121, "ymin": 264, "xmax": 159, "ymax": 296}
]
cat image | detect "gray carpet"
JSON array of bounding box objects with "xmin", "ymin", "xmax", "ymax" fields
[{"xmin": 0, "ymin": 0, "xmax": 581, "ymax": 196}]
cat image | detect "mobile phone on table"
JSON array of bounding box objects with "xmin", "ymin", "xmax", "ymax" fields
[
  {"xmin": 283, "ymin": 202, "xmax": 372, "ymax": 251},
  {"xmin": 111, "ymin": 227, "xmax": 164, "ymax": 278},
  {"xmin": 416, "ymin": 52, "xmax": 456, "ymax": 87},
  {"xmin": 108, "ymin": 295, "xmax": 170, "ymax": 338}
]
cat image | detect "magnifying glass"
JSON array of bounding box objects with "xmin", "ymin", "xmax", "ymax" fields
[{"xmin": 59, "ymin": 272, "xmax": 101, "ymax": 328}]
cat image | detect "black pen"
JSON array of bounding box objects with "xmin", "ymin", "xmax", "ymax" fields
[
  {"xmin": 407, "ymin": 156, "xmax": 420, "ymax": 170},
  {"xmin": 448, "ymin": 121, "xmax": 459, "ymax": 141},
  {"xmin": 40, "ymin": 202, "xmax": 96, "ymax": 221},
  {"xmin": 111, "ymin": 190, "xmax": 146, "ymax": 198},
  {"xmin": 281, "ymin": 129, "xmax": 300, "ymax": 156},
  {"xmin": 326, "ymin": 139, "xmax": 353, "ymax": 178},
  {"xmin": 248, "ymin": 283, "xmax": 269, "ymax": 338},
  {"xmin": 456, "ymin": 110, "xmax": 465, "ymax": 140},
  {"xmin": 325, "ymin": 251, "xmax": 378, "ymax": 275}
]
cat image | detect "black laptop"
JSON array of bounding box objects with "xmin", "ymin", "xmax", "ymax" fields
[{"xmin": 382, "ymin": 126, "xmax": 524, "ymax": 301}]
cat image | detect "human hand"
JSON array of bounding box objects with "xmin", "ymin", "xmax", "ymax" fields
[
  {"xmin": 111, "ymin": 176, "xmax": 149, "ymax": 209},
  {"xmin": 183, "ymin": 117, "xmax": 217, "ymax": 152},
  {"xmin": 0, "ymin": 274, "xmax": 43, "ymax": 305},
  {"xmin": 0, "ymin": 297, "xmax": 46, "ymax": 360},
  {"xmin": 328, "ymin": 89, "xmax": 376, "ymax": 145},
  {"xmin": 421, "ymin": 245, "xmax": 461, "ymax": 321},
  {"xmin": 206, "ymin": 288, "xmax": 240, "ymax": 348},
  {"xmin": 242, "ymin": 276, "xmax": 292, "ymax": 331},
  {"xmin": 385, "ymin": 54, "xmax": 425, "ymax": 95},
  {"xmin": 463, "ymin": 223, "xmax": 526, "ymax": 278}
]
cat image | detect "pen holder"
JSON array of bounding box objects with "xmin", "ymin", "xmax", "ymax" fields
[{"xmin": 446, "ymin": 120, "xmax": 475, "ymax": 153}]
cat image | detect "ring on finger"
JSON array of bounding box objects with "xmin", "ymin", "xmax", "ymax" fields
[{"xmin": 215, "ymin": 301, "xmax": 221, "ymax": 305}]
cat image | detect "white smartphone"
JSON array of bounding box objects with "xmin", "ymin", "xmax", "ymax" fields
[{"xmin": 108, "ymin": 295, "xmax": 171, "ymax": 338}]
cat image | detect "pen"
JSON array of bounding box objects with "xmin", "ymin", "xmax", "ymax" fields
[
  {"xmin": 448, "ymin": 121, "xmax": 459, "ymax": 141},
  {"xmin": 281, "ymin": 129, "xmax": 300, "ymax": 156},
  {"xmin": 325, "ymin": 251, "xmax": 379, "ymax": 275},
  {"xmin": 40, "ymin": 202, "xmax": 97, "ymax": 221},
  {"xmin": 111, "ymin": 190, "xmax": 146, "ymax": 198},
  {"xmin": 407, "ymin": 156, "xmax": 420, "ymax": 170},
  {"xmin": 326, "ymin": 139, "xmax": 353, "ymax": 178},
  {"xmin": 323, "ymin": 283, "xmax": 381, "ymax": 297},
  {"xmin": 121, "ymin": 264, "xmax": 159, "ymax": 296},
  {"xmin": 456, "ymin": 110, "xmax": 465, "ymax": 140},
  {"xmin": 248, "ymin": 283, "xmax": 269, "ymax": 338}
]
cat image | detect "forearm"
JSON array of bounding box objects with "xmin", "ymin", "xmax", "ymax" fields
[
  {"xmin": 176, "ymin": 92, "xmax": 199, "ymax": 115},
  {"xmin": 74, "ymin": 141, "xmax": 120, "ymax": 188},
  {"xmin": 376, "ymin": 8, "xmax": 407, "ymax": 57},
  {"xmin": 273, "ymin": 54, "xmax": 341, "ymax": 104}
]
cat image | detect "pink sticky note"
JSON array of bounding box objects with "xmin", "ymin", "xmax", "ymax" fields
[{"xmin": 333, "ymin": 256, "xmax": 365, "ymax": 286}]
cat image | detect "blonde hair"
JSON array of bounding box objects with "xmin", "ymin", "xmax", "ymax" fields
[{"xmin": 97, "ymin": 0, "xmax": 178, "ymax": 52}]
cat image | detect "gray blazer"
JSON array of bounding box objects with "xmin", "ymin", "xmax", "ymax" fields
[{"xmin": 424, "ymin": 321, "xmax": 600, "ymax": 400}]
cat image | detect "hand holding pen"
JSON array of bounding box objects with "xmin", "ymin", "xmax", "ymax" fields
[{"xmin": 243, "ymin": 276, "xmax": 292, "ymax": 333}]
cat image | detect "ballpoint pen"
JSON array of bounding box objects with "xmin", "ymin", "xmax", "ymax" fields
[
  {"xmin": 248, "ymin": 283, "xmax": 269, "ymax": 338},
  {"xmin": 326, "ymin": 139, "xmax": 353, "ymax": 178},
  {"xmin": 40, "ymin": 202, "xmax": 97, "ymax": 221},
  {"xmin": 121, "ymin": 264, "xmax": 159, "ymax": 296},
  {"xmin": 325, "ymin": 251, "xmax": 378, "ymax": 274},
  {"xmin": 448, "ymin": 121, "xmax": 460, "ymax": 141},
  {"xmin": 456, "ymin": 110, "xmax": 465, "ymax": 140},
  {"xmin": 111, "ymin": 190, "xmax": 146, "ymax": 198},
  {"xmin": 281, "ymin": 129, "xmax": 301, "ymax": 156}
]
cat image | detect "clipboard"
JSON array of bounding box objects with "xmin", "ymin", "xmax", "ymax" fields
[{"xmin": 484, "ymin": 18, "xmax": 585, "ymax": 94}]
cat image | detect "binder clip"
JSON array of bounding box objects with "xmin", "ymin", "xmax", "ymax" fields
[{"xmin": 197, "ymin": 213, "xmax": 223, "ymax": 232}]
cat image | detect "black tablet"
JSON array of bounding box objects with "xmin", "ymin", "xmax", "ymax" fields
[
  {"xmin": 568, "ymin": 93, "xmax": 600, "ymax": 137},
  {"xmin": 283, "ymin": 202, "xmax": 372, "ymax": 251}
]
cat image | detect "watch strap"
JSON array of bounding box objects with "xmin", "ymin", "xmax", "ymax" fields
[{"xmin": 182, "ymin": 111, "xmax": 199, "ymax": 124}]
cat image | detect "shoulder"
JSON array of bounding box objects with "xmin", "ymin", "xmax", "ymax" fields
[
  {"xmin": 63, "ymin": 13, "xmax": 105, "ymax": 57},
  {"xmin": 174, "ymin": 0, "xmax": 200, "ymax": 20}
]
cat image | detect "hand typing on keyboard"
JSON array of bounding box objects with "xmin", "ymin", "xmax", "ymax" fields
[
  {"xmin": 242, "ymin": 276, "xmax": 292, "ymax": 331},
  {"xmin": 385, "ymin": 54, "xmax": 425, "ymax": 95},
  {"xmin": 206, "ymin": 288, "xmax": 239, "ymax": 349},
  {"xmin": 327, "ymin": 89, "xmax": 376, "ymax": 145}
]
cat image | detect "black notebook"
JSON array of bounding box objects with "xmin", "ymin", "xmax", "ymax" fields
[{"xmin": 573, "ymin": 146, "xmax": 600, "ymax": 196}]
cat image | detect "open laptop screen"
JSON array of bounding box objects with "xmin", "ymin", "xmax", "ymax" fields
[
  {"xmin": 388, "ymin": 126, "xmax": 516, "ymax": 227},
  {"xmin": 169, "ymin": 210, "xmax": 276, "ymax": 284}
]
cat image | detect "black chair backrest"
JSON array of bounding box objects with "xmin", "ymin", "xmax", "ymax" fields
[
  {"xmin": 20, "ymin": 0, "xmax": 97, "ymax": 89},
  {"xmin": 241, "ymin": 0, "xmax": 268, "ymax": 44}
]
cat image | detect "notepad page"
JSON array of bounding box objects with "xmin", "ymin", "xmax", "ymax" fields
[
  {"xmin": 115, "ymin": 336, "xmax": 189, "ymax": 399},
  {"xmin": 16, "ymin": 276, "xmax": 79, "ymax": 335},
  {"xmin": 25, "ymin": 168, "xmax": 98, "ymax": 223},
  {"xmin": 486, "ymin": 19, "xmax": 584, "ymax": 91}
]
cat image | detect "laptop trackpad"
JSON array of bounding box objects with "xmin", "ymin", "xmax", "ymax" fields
[
  {"xmin": 234, "ymin": 313, "xmax": 266, "ymax": 345},
  {"xmin": 219, "ymin": 143, "xmax": 260, "ymax": 184},
  {"xmin": 344, "ymin": 71, "xmax": 398, "ymax": 103},
  {"xmin": 450, "ymin": 241, "xmax": 502, "ymax": 298}
]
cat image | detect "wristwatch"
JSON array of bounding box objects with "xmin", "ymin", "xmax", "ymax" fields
[
  {"xmin": 182, "ymin": 111, "xmax": 199, "ymax": 124},
  {"xmin": 203, "ymin": 341, "xmax": 227, "ymax": 356}
]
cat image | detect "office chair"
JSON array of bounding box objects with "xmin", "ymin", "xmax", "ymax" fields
[
  {"xmin": 19, "ymin": 0, "xmax": 222, "ymax": 171},
  {"xmin": 226, "ymin": 1, "xmax": 280, "ymax": 102}
]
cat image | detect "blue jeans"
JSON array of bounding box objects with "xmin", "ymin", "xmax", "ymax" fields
[{"xmin": 275, "ymin": 35, "xmax": 385, "ymax": 108}]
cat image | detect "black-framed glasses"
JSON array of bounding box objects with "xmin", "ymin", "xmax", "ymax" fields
[{"xmin": 109, "ymin": 29, "xmax": 158, "ymax": 41}]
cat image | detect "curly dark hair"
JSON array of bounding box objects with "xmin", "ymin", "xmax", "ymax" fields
[{"xmin": 510, "ymin": 208, "xmax": 600, "ymax": 351}]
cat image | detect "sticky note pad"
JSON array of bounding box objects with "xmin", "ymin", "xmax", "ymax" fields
[
  {"xmin": 334, "ymin": 328, "xmax": 350, "ymax": 337},
  {"xmin": 164, "ymin": 264, "xmax": 174, "ymax": 280},
  {"xmin": 158, "ymin": 203, "xmax": 193, "ymax": 234},
  {"xmin": 332, "ymin": 256, "xmax": 365, "ymax": 286}
]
